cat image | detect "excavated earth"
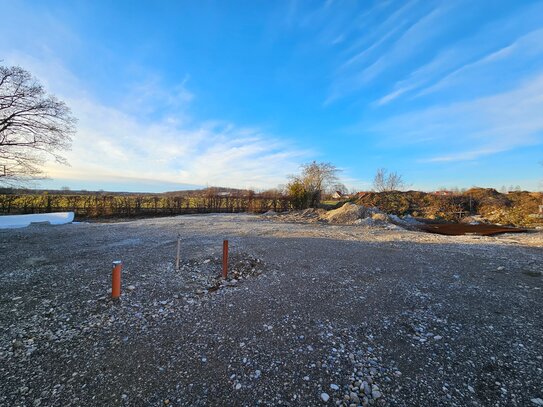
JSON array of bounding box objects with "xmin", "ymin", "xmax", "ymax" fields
[{"xmin": 1, "ymin": 213, "xmax": 542, "ymax": 407}]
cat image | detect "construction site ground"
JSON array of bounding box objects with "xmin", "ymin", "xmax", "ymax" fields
[{"xmin": 1, "ymin": 213, "xmax": 542, "ymax": 406}]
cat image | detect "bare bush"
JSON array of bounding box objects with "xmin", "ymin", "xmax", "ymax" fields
[{"xmin": 372, "ymin": 168, "xmax": 406, "ymax": 192}]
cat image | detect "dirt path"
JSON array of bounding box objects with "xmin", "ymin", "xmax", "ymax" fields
[{"xmin": 1, "ymin": 214, "xmax": 542, "ymax": 406}]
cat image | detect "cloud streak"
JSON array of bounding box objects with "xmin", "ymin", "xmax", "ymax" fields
[
  {"xmin": 375, "ymin": 2, "xmax": 543, "ymax": 105},
  {"xmin": 327, "ymin": 1, "xmax": 455, "ymax": 103},
  {"xmin": 373, "ymin": 72, "xmax": 543, "ymax": 162},
  {"xmin": 414, "ymin": 28, "xmax": 543, "ymax": 98},
  {"xmin": 3, "ymin": 53, "xmax": 309, "ymax": 191}
]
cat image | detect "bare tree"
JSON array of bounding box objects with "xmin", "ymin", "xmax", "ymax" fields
[
  {"xmin": 0, "ymin": 64, "xmax": 76, "ymax": 184},
  {"xmin": 288, "ymin": 161, "xmax": 341, "ymax": 207},
  {"xmin": 372, "ymin": 168, "xmax": 405, "ymax": 192},
  {"xmin": 300, "ymin": 161, "xmax": 340, "ymax": 192}
]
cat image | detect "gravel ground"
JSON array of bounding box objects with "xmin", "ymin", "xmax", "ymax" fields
[{"xmin": 1, "ymin": 213, "xmax": 542, "ymax": 407}]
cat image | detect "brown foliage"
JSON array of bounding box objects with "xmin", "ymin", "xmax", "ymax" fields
[{"xmin": 355, "ymin": 188, "xmax": 543, "ymax": 225}]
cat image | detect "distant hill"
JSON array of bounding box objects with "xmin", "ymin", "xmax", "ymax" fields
[
  {"xmin": 163, "ymin": 187, "xmax": 254, "ymax": 197},
  {"xmin": 0, "ymin": 186, "xmax": 255, "ymax": 197}
]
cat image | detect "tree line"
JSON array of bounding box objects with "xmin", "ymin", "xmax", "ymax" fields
[{"xmin": 0, "ymin": 190, "xmax": 290, "ymax": 218}]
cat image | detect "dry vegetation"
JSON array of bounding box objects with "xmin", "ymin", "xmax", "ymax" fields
[
  {"xmin": 0, "ymin": 188, "xmax": 289, "ymax": 219},
  {"xmin": 354, "ymin": 188, "xmax": 543, "ymax": 226}
]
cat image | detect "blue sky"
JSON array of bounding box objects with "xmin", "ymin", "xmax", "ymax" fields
[{"xmin": 1, "ymin": 0, "xmax": 542, "ymax": 192}]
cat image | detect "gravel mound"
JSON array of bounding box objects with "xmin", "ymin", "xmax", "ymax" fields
[
  {"xmin": 268, "ymin": 207, "xmax": 327, "ymax": 223},
  {"xmin": 269, "ymin": 203, "xmax": 414, "ymax": 229},
  {"xmin": 321, "ymin": 203, "xmax": 386, "ymax": 225},
  {"xmin": 323, "ymin": 203, "xmax": 367, "ymax": 224}
]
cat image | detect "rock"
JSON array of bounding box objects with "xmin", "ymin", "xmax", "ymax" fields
[
  {"xmin": 497, "ymin": 266, "xmax": 505, "ymax": 271},
  {"xmin": 350, "ymin": 392, "xmax": 360, "ymax": 404},
  {"xmin": 434, "ymin": 335, "xmax": 443, "ymax": 340},
  {"xmin": 321, "ymin": 392, "xmax": 330, "ymax": 402},
  {"xmin": 524, "ymin": 270, "xmax": 542, "ymax": 277},
  {"xmin": 531, "ymin": 398, "xmax": 543, "ymax": 406},
  {"xmin": 372, "ymin": 390, "xmax": 382, "ymax": 399},
  {"xmin": 468, "ymin": 385, "xmax": 475, "ymax": 393},
  {"xmin": 235, "ymin": 383, "xmax": 242, "ymax": 390},
  {"xmin": 330, "ymin": 384, "xmax": 339, "ymax": 390},
  {"xmin": 362, "ymin": 381, "xmax": 371, "ymax": 395},
  {"xmin": 127, "ymin": 285, "xmax": 136, "ymax": 291}
]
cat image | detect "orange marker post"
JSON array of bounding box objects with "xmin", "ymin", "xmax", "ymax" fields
[
  {"xmin": 112, "ymin": 260, "xmax": 122, "ymax": 299},
  {"xmin": 222, "ymin": 240, "xmax": 228, "ymax": 279}
]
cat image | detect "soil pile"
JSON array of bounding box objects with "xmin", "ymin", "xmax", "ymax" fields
[
  {"xmin": 271, "ymin": 203, "xmax": 423, "ymax": 229},
  {"xmin": 323, "ymin": 203, "xmax": 368, "ymax": 224},
  {"xmin": 355, "ymin": 189, "xmax": 543, "ymax": 226},
  {"xmin": 268, "ymin": 207, "xmax": 327, "ymax": 223}
]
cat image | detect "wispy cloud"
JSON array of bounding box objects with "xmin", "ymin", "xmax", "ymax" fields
[
  {"xmin": 4, "ymin": 52, "xmax": 309, "ymax": 190},
  {"xmin": 414, "ymin": 28, "xmax": 543, "ymax": 98},
  {"xmin": 338, "ymin": 0, "xmax": 421, "ymax": 67},
  {"xmin": 375, "ymin": 2, "xmax": 543, "ymax": 105},
  {"xmin": 326, "ymin": 1, "xmax": 459, "ymax": 103},
  {"xmin": 373, "ymin": 72, "xmax": 543, "ymax": 162}
]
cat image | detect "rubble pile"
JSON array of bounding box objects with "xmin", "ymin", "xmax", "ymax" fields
[{"xmin": 269, "ymin": 203, "xmax": 423, "ymax": 230}]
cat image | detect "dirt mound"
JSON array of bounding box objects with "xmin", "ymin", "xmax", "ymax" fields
[
  {"xmin": 270, "ymin": 207, "xmax": 327, "ymax": 223},
  {"xmin": 323, "ymin": 203, "xmax": 387, "ymax": 225},
  {"xmin": 355, "ymin": 189, "xmax": 543, "ymax": 226},
  {"xmin": 272, "ymin": 203, "xmax": 413, "ymax": 228},
  {"xmin": 323, "ymin": 203, "xmax": 365, "ymax": 224}
]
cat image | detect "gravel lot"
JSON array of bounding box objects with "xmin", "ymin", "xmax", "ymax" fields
[{"xmin": 1, "ymin": 213, "xmax": 542, "ymax": 406}]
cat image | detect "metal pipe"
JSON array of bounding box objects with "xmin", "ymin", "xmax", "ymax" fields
[
  {"xmin": 112, "ymin": 260, "xmax": 122, "ymax": 299},
  {"xmin": 222, "ymin": 240, "xmax": 228, "ymax": 279}
]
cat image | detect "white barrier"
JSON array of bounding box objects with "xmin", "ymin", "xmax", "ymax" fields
[{"xmin": 0, "ymin": 212, "xmax": 75, "ymax": 229}]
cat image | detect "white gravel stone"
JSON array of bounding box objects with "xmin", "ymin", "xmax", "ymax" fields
[{"xmin": 321, "ymin": 392, "xmax": 330, "ymax": 402}]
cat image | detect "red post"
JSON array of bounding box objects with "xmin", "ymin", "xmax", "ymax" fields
[
  {"xmin": 222, "ymin": 240, "xmax": 228, "ymax": 279},
  {"xmin": 112, "ymin": 260, "xmax": 122, "ymax": 299}
]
